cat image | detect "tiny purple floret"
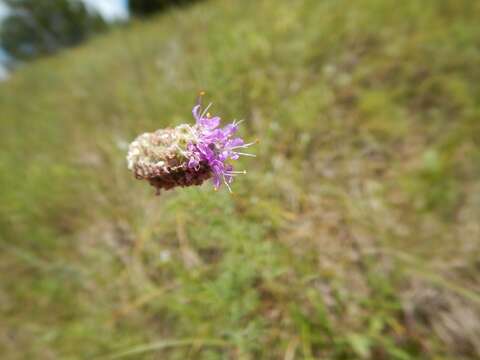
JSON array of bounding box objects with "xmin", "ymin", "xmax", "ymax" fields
[{"xmin": 188, "ymin": 102, "xmax": 256, "ymax": 192}]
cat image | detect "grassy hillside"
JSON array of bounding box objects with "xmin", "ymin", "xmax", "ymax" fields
[{"xmin": 1, "ymin": 0, "xmax": 480, "ymax": 358}]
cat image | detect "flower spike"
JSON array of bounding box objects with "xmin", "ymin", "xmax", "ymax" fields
[{"xmin": 127, "ymin": 99, "xmax": 255, "ymax": 194}]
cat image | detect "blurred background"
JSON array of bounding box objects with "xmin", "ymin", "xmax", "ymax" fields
[{"xmin": 1, "ymin": 0, "xmax": 479, "ymax": 359}]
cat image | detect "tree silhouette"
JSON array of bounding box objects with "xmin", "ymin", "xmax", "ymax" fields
[
  {"xmin": 0, "ymin": 0, "xmax": 107, "ymax": 61},
  {"xmin": 129, "ymin": 0, "xmax": 200, "ymax": 17}
]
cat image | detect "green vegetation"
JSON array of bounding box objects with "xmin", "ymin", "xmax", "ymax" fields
[{"xmin": 1, "ymin": 0, "xmax": 479, "ymax": 358}]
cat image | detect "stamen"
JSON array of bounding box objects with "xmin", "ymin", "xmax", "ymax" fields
[
  {"xmin": 200, "ymin": 102, "xmax": 212, "ymax": 119},
  {"xmin": 223, "ymin": 175, "xmax": 233, "ymax": 193},
  {"xmin": 235, "ymin": 152, "xmax": 256, "ymax": 157},
  {"xmin": 225, "ymin": 170, "xmax": 247, "ymax": 174},
  {"xmin": 196, "ymin": 91, "xmax": 206, "ymax": 106},
  {"xmin": 230, "ymin": 141, "xmax": 256, "ymax": 150}
]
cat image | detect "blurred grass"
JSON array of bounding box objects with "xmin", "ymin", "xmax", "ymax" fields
[{"xmin": 1, "ymin": 0, "xmax": 480, "ymax": 358}]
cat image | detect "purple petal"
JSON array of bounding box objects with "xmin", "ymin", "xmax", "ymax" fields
[
  {"xmin": 212, "ymin": 175, "xmax": 221, "ymax": 189},
  {"xmin": 211, "ymin": 164, "xmax": 223, "ymax": 175},
  {"xmin": 223, "ymin": 124, "xmax": 238, "ymax": 137},
  {"xmin": 197, "ymin": 143, "xmax": 214, "ymax": 158},
  {"xmin": 199, "ymin": 116, "xmax": 220, "ymax": 130},
  {"xmin": 204, "ymin": 129, "xmax": 226, "ymax": 142},
  {"xmin": 192, "ymin": 105, "xmax": 202, "ymax": 122},
  {"xmin": 188, "ymin": 157, "xmax": 199, "ymax": 169},
  {"xmin": 227, "ymin": 137, "xmax": 244, "ymax": 148},
  {"xmin": 219, "ymin": 151, "xmax": 230, "ymax": 161}
]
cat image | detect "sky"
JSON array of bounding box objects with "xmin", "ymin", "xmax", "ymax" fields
[
  {"xmin": 0, "ymin": 3, "xmax": 8, "ymax": 80},
  {"xmin": 0, "ymin": 3, "xmax": 7, "ymax": 21},
  {"xmin": 82, "ymin": 0, "xmax": 129, "ymax": 20}
]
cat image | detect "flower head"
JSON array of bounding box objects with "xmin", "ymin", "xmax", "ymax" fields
[{"xmin": 127, "ymin": 98, "xmax": 255, "ymax": 194}]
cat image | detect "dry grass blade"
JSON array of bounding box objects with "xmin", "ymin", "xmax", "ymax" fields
[
  {"xmin": 102, "ymin": 338, "xmax": 231, "ymax": 359},
  {"xmin": 284, "ymin": 337, "xmax": 299, "ymax": 360}
]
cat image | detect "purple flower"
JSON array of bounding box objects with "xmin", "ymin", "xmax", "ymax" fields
[
  {"xmin": 127, "ymin": 98, "xmax": 255, "ymax": 195},
  {"xmin": 188, "ymin": 103, "xmax": 256, "ymax": 192}
]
